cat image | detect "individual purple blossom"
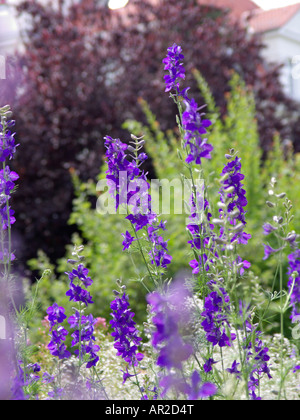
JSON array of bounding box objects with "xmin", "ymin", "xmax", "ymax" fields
[
  {"xmin": 46, "ymin": 303, "xmax": 67, "ymax": 330},
  {"xmin": 263, "ymin": 244, "xmax": 281, "ymax": 260},
  {"xmin": 235, "ymin": 256, "xmax": 251, "ymax": 276},
  {"xmin": 121, "ymin": 230, "xmax": 135, "ymax": 250},
  {"xmin": 0, "ymin": 206, "xmax": 16, "ymax": 230},
  {"xmin": 226, "ymin": 360, "xmax": 241, "ymax": 379},
  {"xmin": 292, "ymin": 365, "xmax": 300, "ymax": 373},
  {"xmin": 0, "ymin": 127, "xmax": 19, "ymax": 162},
  {"xmin": 186, "ymin": 370, "xmax": 217, "ymax": 400},
  {"xmin": 203, "ymin": 358, "xmax": 218, "ymax": 373},
  {"xmin": 263, "ymin": 223, "xmax": 277, "ymax": 235},
  {"xmin": 48, "ymin": 342, "xmax": 71, "ymax": 360},
  {"xmin": 42, "ymin": 372, "xmax": 55, "ymax": 384},
  {"xmin": 67, "ymin": 310, "xmax": 87, "ymax": 329},
  {"xmin": 66, "ymin": 283, "xmax": 93, "ymax": 307},
  {"xmin": 0, "ymin": 167, "xmax": 19, "ymax": 197},
  {"xmin": 120, "ymin": 367, "xmax": 135, "ymax": 385}
]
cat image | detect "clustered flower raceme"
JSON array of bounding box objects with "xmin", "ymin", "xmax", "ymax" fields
[
  {"xmin": 147, "ymin": 282, "xmax": 217, "ymax": 400},
  {"xmin": 201, "ymin": 288, "xmax": 236, "ymax": 348},
  {"xmin": 65, "ymin": 261, "xmax": 100, "ymax": 368},
  {"xmin": 110, "ymin": 285, "xmax": 144, "ymax": 384},
  {"xmin": 163, "ymin": 43, "xmax": 213, "ymax": 166},
  {"xmin": 218, "ymin": 154, "xmax": 251, "ymax": 246},
  {"xmin": 246, "ymin": 331, "xmax": 272, "ymax": 401},
  {"xmin": 47, "ymin": 303, "xmax": 71, "ymax": 361},
  {"xmin": 46, "ymin": 255, "xmax": 100, "ymax": 382},
  {"xmin": 242, "ymin": 315, "xmax": 272, "ymax": 400},
  {"xmin": 188, "ymin": 197, "xmax": 218, "ymax": 275},
  {"xmin": 0, "ymin": 106, "xmax": 19, "ymax": 263},
  {"xmin": 104, "ymin": 135, "xmax": 172, "ymax": 271}
]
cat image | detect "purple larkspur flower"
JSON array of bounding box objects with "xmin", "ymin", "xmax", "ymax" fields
[
  {"xmin": 48, "ymin": 342, "xmax": 71, "ymax": 360},
  {"xmin": 66, "ymin": 282, "xmax": 93, "ymax": 306},
  {"xmin": 110, "ymin": 292, "xmax": 144, "ymax": 368},
  {"xmin": 121, "ymin": 230, "xmax": 135, "ymax": 250},
  {"xmin": 263, "ymin": 243, "xmax": 280, "ymax": 260},
  {"xmin": 182, "ymin": 98, "xmax": 213, "ymax": 165},
  {"xmin": 0, "ymin": 167, "xmax": 19, "ymax": 197},
  {"xmin": 203, "ymin": 358, "xmax": 218, "ymax": 373},
  {"xmin": 226, "ymin": 360, "xmax": 241, "ymax": 378},
  {"xmin": 162, "ymin": 43, "xmax": 185, "ymax": 93},
  {"xmin": 187, "ymin": 371, "xmax": 217, "ymax": 400},
  {"xmin": 0, "ymin": 109, "xmax": 19, "ymax": 266},
  {"xmin": 0, "ymin": 127, "xmax": 19, "ymax": 162},
  {"xmin": 263, "ymin": 223, "xmax": 277, "ymax": 235},
  {"xmin": 47, "ymin": 302, "xmax": 71, "ymax": 361},
  {"xmin": 201, "ymin": 289, "xmax": 236, "ymax": 348},
  {"xmin": 104, "ymin": 135, "xmax": 172, "ymax": 270},
  {"xmin": 219, "ymin": 155, "xmax": 251, "ymax": 245},
  {"xmin": 241, "ymin": 314, "xmax": 272, "ymax": 399},
  {"xmin": 67, "ymin": 310, "xmax": 87, "ymax": 329},
  {"xmin": 46, "ymin": 303, "xmax": 67, "ymax": 330},
  {"xmin": 163, "ymin": 44, "xmax": 213, "ymax": 167}
]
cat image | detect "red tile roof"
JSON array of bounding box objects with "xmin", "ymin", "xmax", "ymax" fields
[{"xmin": 249, "ymin": 3, "xmax": 300, "ymax": 33}]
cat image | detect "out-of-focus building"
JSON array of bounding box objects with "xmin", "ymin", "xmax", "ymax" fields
[
  {"xmin": 0, "ymin": 1, "xmax": 19, "ymax": 55},
  {"xmin": 1, "ymin": 0, "xmax": 300, "ymax": 100},
  {"xmin": 247, "ymin": 3, "xmax": 300, "ymax": 102}
]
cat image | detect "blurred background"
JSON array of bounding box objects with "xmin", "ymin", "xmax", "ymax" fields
[{"xmin": 0, "ymin": 0, "xmax": 299, "ymax": 328}]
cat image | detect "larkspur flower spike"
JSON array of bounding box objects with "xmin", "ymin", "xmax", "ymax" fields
[{"xmin": 163, "ymin": 43, "xmax": 213, "ymax": 166}]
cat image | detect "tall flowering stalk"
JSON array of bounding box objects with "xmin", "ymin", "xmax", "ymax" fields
[
  {"xmin": 261, "ymin": 177, "xmax": 299, "ymax": 398},
  {"xmin": 162, "ymin": 43, "xmax": 274, "ymax": 400},
  {"xmin": 104, "ymin": 135, "xmax": 172, "ymax": 289},
  {"xmin": 45, "ymin": 246, "xmax": 104, "ymax": 399},
  {"xmin": 110, "ymin": 280, "xmax": 144, "ymax": 390},
  {"xmin": 163, "ymin": 43, "xmax": 215, "ymax": 296},
  {"xmin": 65, "ymin": 247, "xmax": 100, "ymax": 370}
]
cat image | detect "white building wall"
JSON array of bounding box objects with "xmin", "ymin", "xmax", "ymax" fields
[
  {"xmin": 0, "ymin": 4, "xmax": 20, "ymax": 55},
  {"xmin": 258, "ymin": 13, "xmax": 300, "ymax": 102}
]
